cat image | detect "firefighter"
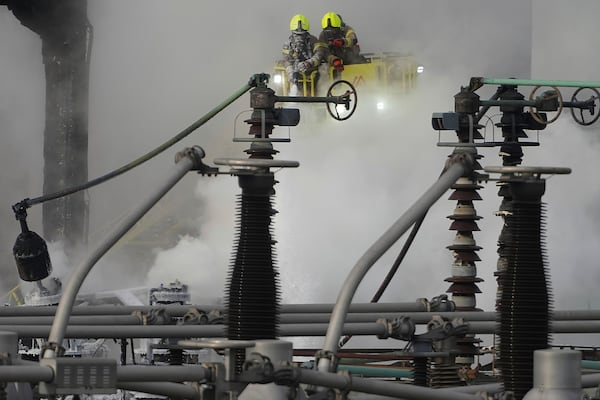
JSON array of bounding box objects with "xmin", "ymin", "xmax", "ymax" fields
[
  {"xmin": 281, "ymin": 14, "xmax": 327, "ymax": 95},
  {"xmin": 319, "ymin": 12, "xmax": 366, "ymax": 68}
]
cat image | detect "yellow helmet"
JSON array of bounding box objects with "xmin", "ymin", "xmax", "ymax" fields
[
  {"xmin": 321, "ymin": 12, "xmax": 342, "ymax": 29},
  {"xmin": 290, "ymin": 14, "xmax": 309, "ymax": 31}
]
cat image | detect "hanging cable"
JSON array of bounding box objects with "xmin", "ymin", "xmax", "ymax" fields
[{"xmin": 14, "ymin": 79, "xmax": 256, "ymax": 210}]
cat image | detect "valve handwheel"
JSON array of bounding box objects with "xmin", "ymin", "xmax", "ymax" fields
[
  {"xmin": 570, "ymin": 87, "xmax": 600, "ymax": 126},
  {"xmin": 326, "ymin": 80, "xmax": 358, "ymax": 121},
  {"xmin": 528, "ymin": 85, "xmax": 563, "ymax": 125}
]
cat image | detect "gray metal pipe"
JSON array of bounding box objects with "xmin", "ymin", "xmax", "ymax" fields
[
  {"xmin": 285, "ymin": 310, "xmax": 600, "ymax": 323},
  {"xmin": 0, "ymin": 315, "xmax": 142, "ymax": 325},
  {"xmin": 550, "ymin": 321, "xmax": 600, "ymax": 333},
  {"xmin": 117, "ymin": 381, "xmax": 199, "ymax": 399},
  {"xmin": 0, "ymin": 365, "xmax": 210, "ymax": 384},
  {"xmin": 1, "ymin": 323, "xmax": 386, "ymax": 338},
  {"xmin": 318, "ymin": 156, "xmax": 472, "ymax": 372},
  {"xmin": 581, "ymin": 373, "xmax": 600, "ymax": 388},
  {"xmin": 8, "ymin": 320, "xmax": 600, "ymax": 338},
  {"xmin": 281, "ymin": 311, "xmax": 495, "ymax": 324},
  {"xmin": 13, "ymin": 324, "xmax": 222, "ymax": 338},
  {"xmin": 6, "ymin": 308, "xmax": 600, "ymax": 324},
  {"xmin": 282, "ymin": 323, "xmax": 387, "ymax": 336},
  {"xmin": 0, "ymin": 302, "xmax": 430, "ymax": 317},
  {"xmin": 290, "ymin": 366, "xmax": 480, "ymax": 400},
  {"xmin": 387, "ymin": 310, "xmax": 600, "ymax": 322},
  {"xmin": 446, "ymin": 383, "xmax": 503, "ymax": 394},
  {"xmin": 0, "ymin": 312, "xmax": 426, "ymax": 325},
  {"xmin": 281, "ymin": 302, "xmax": 428, "ymax": 314},
  {"xmin": 0, "ymin": 365, "xmax": 54, "ymax": 382},
  {"xmin": 466, "ymin": 321, "xmax": 600, "ymax": 334},
  {"xmin": 116, "ymin": 365, "xmax": 210, "ymax": 382}
]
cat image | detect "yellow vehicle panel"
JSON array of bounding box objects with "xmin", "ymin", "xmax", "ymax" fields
[
  {"xmin": 331, "ymin": 53, "xmax": 419, "ymax": 94},
  {"xmin": 273, "ymin": 53, "xmax": 420, "ymax": 97}
]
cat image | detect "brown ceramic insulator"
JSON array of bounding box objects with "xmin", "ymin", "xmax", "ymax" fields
[
  {"xmin": 449, "ymin": 220, "xmax": 480, "ymax": 232},
  {"xmin": 445, "ymin": 282, "xmax": 482, "ymax": 295},
  {"xmin": 448, "ymin": 190, "xmax": 483, "ymax": 201},
  {"xmin": 452, "ymin": 250, "xmax": 481, "ymax": 262}
]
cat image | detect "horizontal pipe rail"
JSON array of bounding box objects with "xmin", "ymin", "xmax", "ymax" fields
[
  {"xmin": 5, "ymin": 309, "xmax": 600, "ymax": 324},
  {"xmin": 0, "ymin": 364, "xmax": 210, "ymax": 383},
  {"xmin": 117, "ymin": 382, "xmax": 199, "ymax": 399},
  {"xmin": 0, "ymin": 315, "xmax": 143, "ymax": 325},
  {"xmin": 1, "ymin": 323, "xmax": 385, "ymax": 338},
  {"xmin": 116, "ymin": 365, "xmax": 210, "ymax": 382},
  {"xmin": 3, "ymin": 320, "xmax": 600, "ymax": 338},
  {"xmin": 0, "ymin": 301, "xmax": 429, "ymax": 317}
]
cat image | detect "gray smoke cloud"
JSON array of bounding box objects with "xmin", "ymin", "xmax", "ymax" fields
[{"xmin": 1, "ymin": 1, "xmax": 598, "ymax": 350}]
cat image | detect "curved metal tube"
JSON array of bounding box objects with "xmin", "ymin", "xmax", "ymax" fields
[
  {"xmin": 43, "ymin": 147, "xmax": 205, "ymax": 359},
  {"xmin": 318, "ymin": 157, "xmax": 472, "ymax": 372}
]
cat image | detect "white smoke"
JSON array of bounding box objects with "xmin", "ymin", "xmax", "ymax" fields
[
  {"xmin": 83, "ymin": 1, "xmax": 533, "ymax": 307},
  {"xmin": 3, "ymin": 1, "xmax": 599, "ymax": 352}
]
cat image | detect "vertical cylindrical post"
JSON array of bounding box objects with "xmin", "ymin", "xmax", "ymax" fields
[
  {"xmin": 4, "ymin": 1, "xmax": 92, "ymax": 257},
  {"xmin": 40, "ymin": 3, "xmax": 92, "ymax": 253},
  {"xmin": 523, "ymin": 349, "xmax": 582, "ymax": 400}
]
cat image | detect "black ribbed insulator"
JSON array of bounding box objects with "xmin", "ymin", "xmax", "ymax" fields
[
  {"xmin": 412, "ymin": 357, "xmax": 428, "ymax": 386},
  {"xmin": 428, "ymin": 360, "xmax": 462, "ymax": 388},
  {"xmin": 225, "ymin": 184, "xmax": 280, "ymax": 374},
  {"xmin": 499, "ymin": 142, "xmax": 524, "ymax": 165},
  {"xmin": 168, "ymin": 348, "xmax": 184, "ymax": 366},
  {"xmin": 497, "ymin": 201, "xmax": 551, "ymax": 400}
]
